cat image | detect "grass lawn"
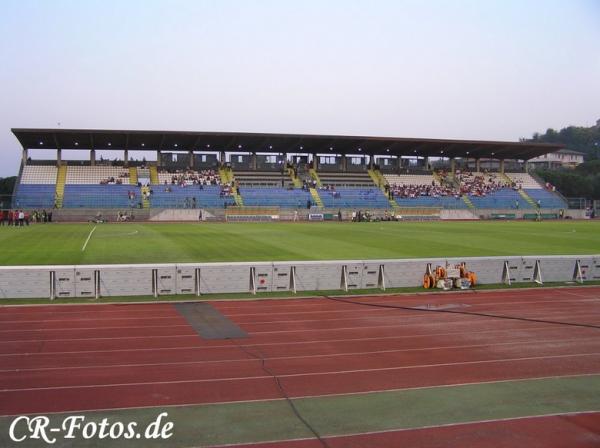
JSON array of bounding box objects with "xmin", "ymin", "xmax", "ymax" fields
[{"xmin": 0, "ymin": 220, "xmax": 599, "ymax": 266}]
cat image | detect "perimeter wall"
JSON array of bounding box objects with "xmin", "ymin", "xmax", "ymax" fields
[{"xmin": 0, "ymin": 255, "xmax": 598, "ymax": 299}]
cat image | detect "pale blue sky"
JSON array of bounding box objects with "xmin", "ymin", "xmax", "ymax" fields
[{"xmin": 1, "ymin": 0, "xmax": 599, "ymax": 176}]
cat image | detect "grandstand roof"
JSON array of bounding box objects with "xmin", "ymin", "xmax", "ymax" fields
[{"xmin": 12, "ymin": 128, "xmax": 564, "ymax": 160}]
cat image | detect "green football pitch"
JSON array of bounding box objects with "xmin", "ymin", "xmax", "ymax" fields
[{"xmin": 0, "ymin": 220, "xmax": 599, "ymax": 266}]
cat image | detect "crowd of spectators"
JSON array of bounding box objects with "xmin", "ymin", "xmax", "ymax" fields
[
  {"xmin": 385, "ymin": 180, "xmax": 459, "ymax": 199},
  {"xmin": 161, "ymin": 169, "xmax": 220, "ymax": 186},
  {"xmin": 99, "ymin": 171, "xmax": 130, "ymax": 185},
  {"xmin": 453, "ymin": 171, "xmax": 510, "ymax": 197}
]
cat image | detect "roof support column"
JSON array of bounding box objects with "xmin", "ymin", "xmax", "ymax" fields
[
  {"xmin": 251, "ymin": 152, "xmax": 257, "ymax": 170},
  {"xmin": 450, "ymin": 158, "xmax": 456, "ymax": 175},
  {"xmin": 312, "ymin": 153, "xmax": 318, "ymax": 171},
  {"xmin": 425, "ymin": 157, "xmax": 430, "ymax": 171},
  {"xmin": 90, "ymin": 149, "xmax": 96, "ymax": 166},
  {"xmin": 220, "ymin": 151, "xmax": 226, "ymax": 165},
  {"xmin": 57, "ymin": 149, "xmax": 62, "ymax": 167},
  {"xmin": 476, "ymin": 158, "xmax": 481, "ymax": 173},
  {"xmin": 500, "ymin": 159, "xmax": 505, "ymax": 174},
  {"xmin": 124, "ymin": 150, "xmax": 129, "ymax": 167},
  {"xmin": 22, "ymin": 148, "xmax": 28, "ymax": 165},
  {"xmin": 341, "ymin": 154, "xmax": 347, "ymax": 172},
  {"xmin": 189, "ymin": 151, "xmax": 194, "ymax": 169},
  {"xmin": 156, "ymin": 150, "xmax": 161, "ymax": 167}
]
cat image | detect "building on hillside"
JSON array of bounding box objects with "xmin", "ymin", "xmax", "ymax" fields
[{"xmin": 528, "ymin": 148, "xmax": 585, "ymax": 170}]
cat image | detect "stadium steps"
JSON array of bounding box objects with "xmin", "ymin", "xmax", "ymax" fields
[
  {"xmin": 54, "ymin": 165, "xmax": 67, "ymax": 208},
  {"xmin": 129, "ymin": 167, "xmax": 138, "ymax": 185},
  {"xmin": 309, "ymin": 188, "xmax": 323, "ymax": 207},
  {"xmin": 309, "ymin": 169, "xmax": 322, "ymax": 188},
  {"xmin": 432, "ymin": 171, "xmax": 442, "ymax": 184},
  {"xmin": 288, "ymin": 167, "xmax": 302, "ymax": 188},
  {"xmin": 218, "ymin": 166, "xmax": 231, "ymax": 184},
  {"xmin": 501, "ymin": 173, "xmax": 537, "ymax": 207},
  {"xmin": 462, "ymin": 195, "xmax": 475, "ymax": 209},
  {"xmin": 141, "ymin": 186, "xmax": 150, "ymax": 208},
  {"xmin": 369, "ymin": 168, "xmax": 399, "ymax": 209},
  {"xmin": 517, "ymin": 189, "xmax": 537, "ymax": 208},
  {"xmin": 149, "ymin": 166, "xmax": 159, "ymax": 185}
]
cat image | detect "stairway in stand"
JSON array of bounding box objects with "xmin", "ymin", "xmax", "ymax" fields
[
  {"xmin": 149, "ymin": 166, "xmax": 159, "ymax": 185},
  {"xmin": 309, "ymin": 169, "xmax": 322, "ymax": 188},
  {"xmin": 368, "ymin": 168, "xmax": 399, "ymax": 209},
  {"xmin": 219, "ymin": 167, "xmax": 243, "ymax": 206},
  {"xmin": 309, "ymin": 188, "xmax": 323, "ymax": 207},
  {"xmin": 129, "ymin": 167, "xmax": 138, "ymax": 185},
  {"xmin": 462, "ymin": 196, "xmax": 475, "ymax": 209},
  {"xmin": 288, "ymin": 167, "xmax": 302, "ymax": 188},
  {"xmin": 54, "ymin": 165, "xmax": 67, "ymax": 208},
  {"xmin": 502, "ymin": 173, "xmax": 536, "ymax": 207},
  {"xmin": 141, "ymin": 186, "xmax": 150, "ymax": 209}
]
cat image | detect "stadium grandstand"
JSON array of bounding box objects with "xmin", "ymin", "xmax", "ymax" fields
[{"xmin": 9, "ymin": 128, "xmax": 569, "ymax": 221}]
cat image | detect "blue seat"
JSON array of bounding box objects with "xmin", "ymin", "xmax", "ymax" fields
[
  {"xmin": 63, "ymin": 185, "xmax": 141, "ymax": 208},
  {"xmin": 468, "ymin": 188, "xmax": 534, "ymax": 209},
  {"xmin": 524, "ymin": 189, "xmax": 567, "ymax": 208},
  {"xmin": 149, "ymin": 185, "xmax": 230, "ymax": 208},
  {"xmin": 13, "ymin": 184, "xmax": 56, "ymax": 209},
  {"xmin": 240, "ymin": 188, "xmax": 312, "ymax": 208}
]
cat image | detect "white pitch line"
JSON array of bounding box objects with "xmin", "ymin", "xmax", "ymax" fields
[{"xmin": 81, "ymin": 226, "xmax": 97, "ymax": 252}]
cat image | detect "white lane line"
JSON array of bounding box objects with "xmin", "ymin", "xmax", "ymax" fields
[
  {"xmin": 2, "ymin": 352, "xmax": 600, "ymax": 392},
  {"xmin": 81, "ymin": 226, "xmax": 97, "ymax": 252},
  {"xmin": 1, "ymin": 336, "xmax": 598, "ymax": 373}
]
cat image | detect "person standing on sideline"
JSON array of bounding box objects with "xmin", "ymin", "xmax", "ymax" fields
[{"xmin": 293, "ymin": 210, "xmax": 298, "ymax": 222}]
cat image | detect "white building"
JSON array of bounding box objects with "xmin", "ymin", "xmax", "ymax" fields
[{"xmin": 528, "ymin": 148, "xmax": 585, "ymax": 169}]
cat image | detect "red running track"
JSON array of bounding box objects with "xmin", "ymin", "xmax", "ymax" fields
[{"xmin": 1, "ymin": 287, "xmax": 600, "ymax": 416}]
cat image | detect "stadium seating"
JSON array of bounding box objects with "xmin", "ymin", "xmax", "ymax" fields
[
  {"xmin": 20, "ymin": 165, "xmax": 58, "ymax": 184},
  {"xmin": 468, "ymin": 188, "xmax": 534, "ymax": 209},
  {"xmin": 63, "ymin": 185, "xmax": 140, "ymax": 208},
  {"xmin": 505, "ymin": 173, "xmax": 541, "ymax": 189},
  {"xmin": 13, "ymin": 184, "xmax": 56, "ymax": 208},
  {"xmin": 157, "ymin": 169, "xmax": 220, "ymax": 186},
  {"xmin": 233, "ymin": 171, "xmax": 292, "ymax": 187},
  {"xmin": 384, "ymin": 174, "xmax": 436, "ymax": 186},
  {"xmin": 319, "ymin": 187, "xmax": 390, "ymax": 208},
  {"xmin": 525, "ymin": 189, "xmax": 568, "ymax": 208},
  {"xmin": 66, "ymin": 166, "xmax": 130, "ymax": 184},
  {"xmin": 239, "ymin": 188, "xmax": 312, "ymax": 208},
  {"xmin": 149, "ymin": 185, "xmax": 231, "ymax": 208},
  {"xmin": 318, "ymin": 172, "xmax": 374, "ymax": 187}
]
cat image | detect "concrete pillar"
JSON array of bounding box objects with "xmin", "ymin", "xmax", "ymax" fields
[
  {"xmin": 124, "ymin": 150, "xmax": 129, "ymax": 167},
  {"xmin": 425, "ymin": 157, "xmax": 430, "ymax": 171},
  {"xmin": 252, "ymin": 152, "xmax": 257, "ymax": 170},
  {"xmin": 22, "ymin": 148, "xmax": 28, "ymax": 164},
  {"xmin": 57, "ymin": 149, "xmax": 62, "ymax": 166},
  {"xmin": 450, "ymin": 158, "xmax": 456, "ymax": 175},
  {"xmin": 189, "ymin": 151, "xmax": 194, "ymax": 169},
  {"xmin": 476, "ymin": 158, "xmax": 481, "ymax": 172},
  {"xmin": 156, "ymin": 150, "xmax": 161, "ymax": 167},
  {"xmin": 90, "ymin": 149, "xmax": 96, "ymax": 166},
  {"xmin": 313, "ymin": 153, "xmax": 318, "ymax": 171},
  {"xmin": 220, "ymin": 151, "xmax": 226, "ymax": 164},
  {"xmin": 341, "ymin": 154, "xmax": 347, "ymax": 171},
  {"xmin": 500, "ymin": 159, "xmax": 505, "ymax": 173}
]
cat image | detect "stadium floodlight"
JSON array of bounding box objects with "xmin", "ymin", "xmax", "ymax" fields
[
  {"xmin": 386, "ymin": 148, "xmax": 390, "ymax": 152},
  {"xmin": 269, "ymin": 145, "xmax": 273, "ymax": 149},
  {"xmin": 300, "ymin": 146, "xmax": 303, "ymax": 150},
  {"xmin": 108, "ymin": 142, "xmax": 112, "ymax": 146},
  {"xmin": 174, "ymin": 144, "xmax": 178, "ymax": 147},
  {"xmin": 358, "ymin": 148, "xmax": 362, "ymax": 152},
  {"xmin": 141, "ymin": 143, "xmax": 145, "ymax": 147},
  {"xmin": 39, "ymin": 141, "xmax": 43, "ymax": 145},
  {"xmin": 238, "ymin": 144, "xmax": 242, "ymax": 148},
  {"xmin": 206, "ymin": 144, "xmax": 210, "ymax": 148},
  {"xmin": 329, "ymin": 147, "xmax": 333, "ymax": 150},
  {"xmin": 75, "ymin": 142, "xmax": 79, "ymax": 146}
]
